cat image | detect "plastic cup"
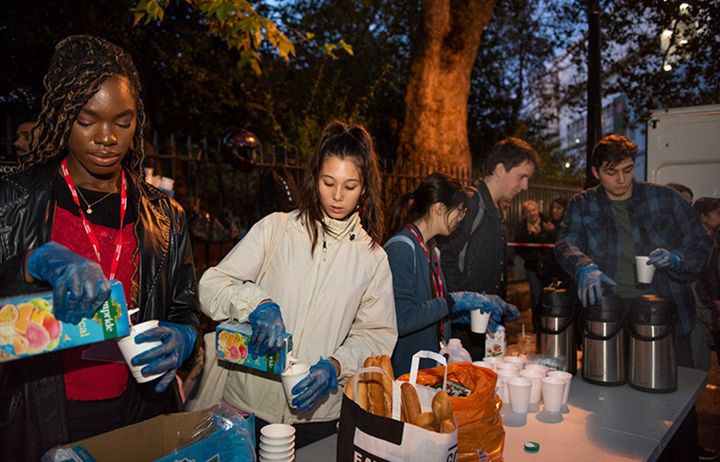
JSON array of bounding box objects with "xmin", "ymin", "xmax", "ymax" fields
[
  {"xmin": 471, "ymin": 311, "xmax": 491, "ymax": 333},
  {"xmin": 635, "ymin": 256, "xmax": 656, "ymax": 284},
  {"xmin": 548, "ymin": 370, "xmax": 573, "ymax": 405},
  {"xmin": 117, "ymin": 320, "xmax": 163, "ymax": 383},
  {"xmin": 542, "ymin": 376, "xmax": 566, "ymax": 413},
  {"xmin": 281, "ymin": 364, "xmax": 310, "ymax": 408},
  {"xmin": 520, "ymin": 368, "xmax": 545, "ymax": 404},
  {"xmin": 508, "ymin": 377, "xmax": 532, "ymax": 414}
]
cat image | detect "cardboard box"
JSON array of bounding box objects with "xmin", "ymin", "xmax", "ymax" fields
[
  {"xmin": 58, "ymin": 411, "xmax": 210, "ymax": 462},
  {"xmin": 216, "ymin": 320, "xmax": 293, "ymax": 374},
  {"xmin": 0, "ymin": 280, "xmax": 130, "ymax": 362}
]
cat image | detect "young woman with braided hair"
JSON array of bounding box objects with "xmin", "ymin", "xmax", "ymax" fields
[{"xmin": 0, "ymin": 35, "xmax": 200, "ymax": 460}]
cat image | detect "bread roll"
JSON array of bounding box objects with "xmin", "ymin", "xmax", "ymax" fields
[{"xmin": 400, "ymin": 383, "xmax": 421, "ymax": 424}]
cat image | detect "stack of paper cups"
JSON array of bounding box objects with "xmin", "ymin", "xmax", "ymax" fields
[{"xmin": 259, "ymin": 424, "xmax": 296, "ymax": 462}]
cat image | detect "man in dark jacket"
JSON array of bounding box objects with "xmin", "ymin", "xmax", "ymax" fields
[{"xmin": 439, "ymin": 137, "xmax": 539, "ymax": 359}]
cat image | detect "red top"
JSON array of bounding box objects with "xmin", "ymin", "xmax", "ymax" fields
[{"xmin": 51, "ymin": 206, "xmax": 137, "ymax": 401}]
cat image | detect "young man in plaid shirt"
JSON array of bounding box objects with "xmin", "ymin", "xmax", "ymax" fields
[{"xmin": 556, "ymin": 134, "xmax": 713, "ymax": 461}]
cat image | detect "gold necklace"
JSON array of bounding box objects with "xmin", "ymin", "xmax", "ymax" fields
[{"xmin": 76, "ymin": 188, "xmax": 114, "ymax": 215}]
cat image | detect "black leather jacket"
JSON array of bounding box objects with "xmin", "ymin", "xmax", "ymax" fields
[{"xmin": 0, "ymin": 161, "xmax": 201, "ymax": 460}]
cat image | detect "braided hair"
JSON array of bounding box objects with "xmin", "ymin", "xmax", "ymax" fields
[
  {"xmin": 21, "ymin": 35, "xmax": 147, "ymax": 306},
  {"xmin": 20, "ymin": 35, "xmax": 146, "ymax": 182}
]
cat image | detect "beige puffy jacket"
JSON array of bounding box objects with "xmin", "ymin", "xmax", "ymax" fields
[{"xmin": 199, "ymin": 211, "xmax": 397, "ymax": 423}]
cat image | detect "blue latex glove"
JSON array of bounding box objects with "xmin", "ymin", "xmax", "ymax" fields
[
  {"xmin": 131, "ymin": 321, "xmax": 197, "ymax": 393},
  {"xmin": 647, "ymin": 248, "xmax": 681, "ymax": 270},
  {"xmin": 448, "ymin": 293, "xmax": 519, "ymax": 333},
  {"xmin": 26, "ymin": 241, "xmax": 110, "ymax": 325},
  {"xmin": 291, "ymin": 358, "xmax": 338, "ymax": 413},
  {"xmin": 248, "ymin": 301, "xmax": 286, "ymax": 358},
  {"xmin": 576, "ymin": 264, "xmax": 617, "ymax": 308}
]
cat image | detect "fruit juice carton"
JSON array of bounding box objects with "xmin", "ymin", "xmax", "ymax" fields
[
  {"xmin": 485, "ymin": 325, "xmax": 506, "ymax": 358},
  {"xmin": 0, "ymin": 280, "xmax": 130, "ymax": 363},
  {"xmin": 216, "ymin": 320, "xmax": 293, "ymax": 375}
]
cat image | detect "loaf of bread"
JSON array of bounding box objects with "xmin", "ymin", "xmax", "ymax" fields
[
  {"xmin": 364, "ymin": 356, "xmax": 388, "ymax": 417},
  {"xmin": 378, "ymin": 355, "xmax": 394, "ymax": 415},
  {"xmin": 400, "ymin": 382, "xmax": 421, "ymax": 424},
  {"xmin": 431, "ymin": 391, "xmax": 453, "ymax": 432}
]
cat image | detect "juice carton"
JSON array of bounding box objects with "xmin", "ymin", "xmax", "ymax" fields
[
  {"xmin": 485, "ymin": 325, "xmax": 506, "ymax": 358},
  {"xmin": 0, "ymin": 281, "xmax": 130, "ymax": 362},
  {"xmin": 216, "ymin": 320, "xmax": 293, "ymax": 375}
]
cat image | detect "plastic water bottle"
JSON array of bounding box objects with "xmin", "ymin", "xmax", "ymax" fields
[{"xmin": 440, "ymin": 338, "xmax": 472, "ymax": 364}]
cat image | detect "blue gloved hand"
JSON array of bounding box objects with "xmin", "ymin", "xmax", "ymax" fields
[
  {"xmin": 27, "ymin": 241, "xmax": 110, "ymax": 325},
  {"xmin": 248, "ymin": 301, "xmax": 286, "ymax": 358},
  {"xmin": 131, "ymin": 321, "xmax": 197, "ymax": 393},
  {"xmin": 448, "ymin": 291, "xmax": 503, "ymax": 316},
  {"xmin": 291, "ymin": 358, "xmax": 339, "ymax": 413},
  {"xmin": 576, "ymin": 264, "xmax": 617, "ymax": 308},
  {"xmin": 647, "ymin": 248, "xmax": 681, "ymax": 271}
]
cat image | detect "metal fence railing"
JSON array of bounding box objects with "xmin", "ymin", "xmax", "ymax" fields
[{"xmin": 145, "ymin": 134, "xmax": 578, "ymax": 273}]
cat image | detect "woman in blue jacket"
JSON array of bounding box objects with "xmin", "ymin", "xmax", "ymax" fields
[{"xmin": 385, "ymin": 173, "xmax": 519, "ymax": 375}]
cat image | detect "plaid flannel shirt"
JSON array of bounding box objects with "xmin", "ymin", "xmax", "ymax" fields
[{"xmin": 555, "ymin": 181, "xmax": 711, "ymax": 335}]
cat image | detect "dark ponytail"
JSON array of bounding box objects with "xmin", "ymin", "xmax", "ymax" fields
[{"xmin": 388, "ymin": 172, "xmax": 470, "ymax": 236}]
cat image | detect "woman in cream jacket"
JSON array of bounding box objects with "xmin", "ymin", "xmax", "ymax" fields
[{"xmin": 199, "ymin": 121, "xmax": 397, "ymax": 447}]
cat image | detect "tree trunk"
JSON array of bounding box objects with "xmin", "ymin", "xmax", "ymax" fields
[{"xmin": 396, "ymin": 0, "xmax": 495, "ymax": 173}]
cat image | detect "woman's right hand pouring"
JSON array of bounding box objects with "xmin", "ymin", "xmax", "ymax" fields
[
  {"xmin": 248, "ymin": 301, "xmax": 286, "ymax": 358},
  {"xmin": 26, "ymin": 241, "xmax": 110, "ymax": 325}
]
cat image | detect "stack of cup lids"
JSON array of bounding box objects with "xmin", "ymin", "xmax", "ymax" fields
[{"xmin": 259, "ymin": 424, "xmax": 296, "ymax": 462}]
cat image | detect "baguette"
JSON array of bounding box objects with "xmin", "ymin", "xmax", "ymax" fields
[
  {"xmin": 431, "ymin": 391, "xmax": 453, "ymax": 430},
  {"xmin": 439, "ymin": 418, "xmax": 455, "ymax": 433},
  {"xmin": 414, "ymin": 411, "xmax": 436, "ymax": 431},
  {"xmin": 378, "ymin": 355, "xmax": 394, "ymax": 416},
  {"xmin": 400, "ymin": 383, "xmax": 421, "ymax": 424},
  {"xmin": 345, "ymin": 374, "xmax": 355, "ymax": 399},
  {"xmin": 364, "ymin": 357, "xmax": 387, "ymax": 417},
  {"xmin": 357, "ymin": 379, "xmax": 369, "ymax": 411}
]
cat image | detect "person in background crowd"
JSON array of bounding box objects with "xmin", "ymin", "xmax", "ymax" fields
[
  {"xmin": 14, "ymin": 119, "xmax": 36, "ymax": 156},
  {"xmin": 199, "ymin": 120, "xmax": 397, "ymax": 449},
  {"xmin": 438, "ymin": 137, "xmax": 539, "ymax": 360},
  {"xmin": 537, "ymin": 196, "xmax": 569, "ymax": 285},
  {"xmin": 0, "ymin": 35, "xmax": 201, "ymax": 461},
  {"xmin": 515, "ymin": 200, "xmax": 549, "ymax": 307},
  {"xmin": 693, "ymin": 197, "xmax": 720, "ymax": 369},
  {"xmin": 666, "ymin": 182, "xmax": 694, "ymax": 204},
  {"xmin": 385, "ymin": 173, "xmax": 519, "ymax": 375},
  {"xmin": 555, "ymin": 134, "xmax": 711, "ymax": 462}
]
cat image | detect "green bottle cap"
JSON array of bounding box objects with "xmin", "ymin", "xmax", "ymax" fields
[{"xmin": 524, "ymin": 441, "xmax": 540, "ymax": 453}]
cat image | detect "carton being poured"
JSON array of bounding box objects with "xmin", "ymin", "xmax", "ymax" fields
[
  {"xmin": 0, "ymin": 281, "xmax": 130, "ymax": 362},
  {"xmin": 216, "ymin": 320, "xmax": 294, "ymax": 375}
]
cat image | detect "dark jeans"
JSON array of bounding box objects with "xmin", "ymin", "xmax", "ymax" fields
[
  {"xmin": 658, "ymin": 331, "xmax": 699, "ymax": 462},
  {"xmin": 255, "ymin": 417, "xmax": 338, "ymax": 452}
]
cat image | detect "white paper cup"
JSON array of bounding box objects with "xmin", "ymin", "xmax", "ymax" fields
[
  {"xmin": 503, "ymin": 355, "xmax": 526, "ymax": 368},
  {"xmin": 261, "ymin": 423, "xmax": 296, "ymax": 439},
  {"xmin": 635, "ymin": 256, "xmax": 656, "ymax": 284},
  {"xmin": 548, "ymin": 370, "xmax": 573, "ymax": 405},
  {"xmin": 524, "ymin": 364, "xmax": 550, "ymax": 376},
  {"xmin": 497, "ymin": 362, "xmax": 522, "ymax": 373},
  {"xmin": 261, "ymin": 435, "xmax": 295, "ymax": 447},
  {"xmin": 520, "ymin": 368, "xmax": 545, "ymax": 404},
  {"xmin": 472, "ymin": 361, "xmax": 492, "ymax": 369},
  {"xmin": 259, "ymin": 448, "xmax": 294, "ymax": 460},
  {"xmin": 281, "ymin": 365, "xmax": 310, "ymax": 408},
  {"xmin": 482, "ymin": 356, "xmax": 503, "ymax": 370},
  {"xmin": 496, "ymin": 369, "xmax": 518, "ymax": 403},
  {"xmin": 542, "ymin": 376, "xmax": 566, "ymax": 413},
  {"xmin": 260, "ymin": 442, "xmax": 294, "ymax": 454},
  {"xmin": 117, "ymin": 320, "xmax": 163, "ymax": 383},
  {"xmin": 471, "ymin": 311, "xmax": 491, "ymax": 333},
  {"xmin": 508, "ymin": 377, "xmax": 532, "ymax": 414}
]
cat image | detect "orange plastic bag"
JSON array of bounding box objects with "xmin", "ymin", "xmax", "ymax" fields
[{"xmin": 398, "ymin": 362, "xmax": 505, "ymax": 462}]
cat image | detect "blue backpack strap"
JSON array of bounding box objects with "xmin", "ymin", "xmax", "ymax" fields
[{"xmin": 384, "ymin": 235, "xmax": 417, "ymax": 274}]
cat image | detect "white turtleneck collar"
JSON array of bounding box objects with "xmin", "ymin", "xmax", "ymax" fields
[{"xmin": 321, "ymin": 210, "xmax": 360, "ymax": 242}]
